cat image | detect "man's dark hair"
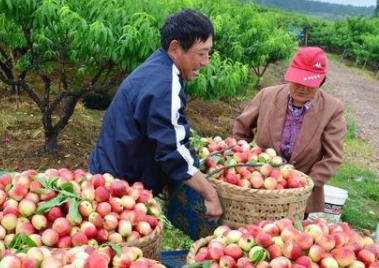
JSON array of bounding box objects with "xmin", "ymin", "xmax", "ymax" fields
[{"xmin": 160, "ymin": 9, "xmax": 214, "ymax": 52}]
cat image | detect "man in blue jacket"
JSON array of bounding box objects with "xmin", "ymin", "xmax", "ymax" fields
[{"xmin": 89, "ymin": 9, "xmax": 222, "ymax": 221}]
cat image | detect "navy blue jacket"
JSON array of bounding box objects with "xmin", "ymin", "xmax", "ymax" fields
[{"xmin": 89, "ymin": 49, "xmax": 199, "ymax": 195}]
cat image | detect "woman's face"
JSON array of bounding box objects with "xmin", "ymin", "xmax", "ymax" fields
[{"xmin": 288, "ymin": 82, "xmax": 319, "ymax": 106}]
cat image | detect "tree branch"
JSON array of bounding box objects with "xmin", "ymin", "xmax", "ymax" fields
[{"xmin": 91, "ymin": 62, "xmax": 107, "ymax": 86}]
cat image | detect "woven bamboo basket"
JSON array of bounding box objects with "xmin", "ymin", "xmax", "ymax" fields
[
  {"xmin": 125, "ymin": 221, "xmax": 164, "ymax": 260},
  {"xmin": 186, "ymin": 235, "xmax": 214, "ymax": 264},
  {"xmin": 212, "ymin": 173, "xmax": 314, "ymax": 228}
]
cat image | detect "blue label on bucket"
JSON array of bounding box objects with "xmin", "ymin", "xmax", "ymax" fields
[{"xmin": 324, "ymin": 202, "xmax": 343, "ymax": 215}]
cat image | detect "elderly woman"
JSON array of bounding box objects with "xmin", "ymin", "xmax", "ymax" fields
[{"xmin": 233, "ymin": 47, "xmax": 347, "ymax": 214}]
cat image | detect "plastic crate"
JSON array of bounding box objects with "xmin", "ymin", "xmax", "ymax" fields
[{"xmin": 166, "ymin": 180, "xmax": 218, "ymax": 241}]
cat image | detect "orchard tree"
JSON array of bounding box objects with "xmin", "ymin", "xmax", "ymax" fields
[{"xmin": 0, "ymin": 0, "xmax": 160, "ymax": 153}]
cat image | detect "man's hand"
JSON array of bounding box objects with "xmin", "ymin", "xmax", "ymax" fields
[
  {"xmin": 183, "ymin": 171, "xmax": 223, "ymax": 222},
  {"xmin": 203, "ymin": 188, "xmax": 223, "ymax": 222}
]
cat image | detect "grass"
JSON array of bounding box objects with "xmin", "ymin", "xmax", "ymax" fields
[{"xmin": 328, "ymin": 106, "xmax": 379, "ymax": 232}]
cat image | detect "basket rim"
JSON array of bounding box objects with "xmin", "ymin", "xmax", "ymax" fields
[
  {"xmin": 125, "ymin": 220, "xmax": 164, "ymax": 247},
  {"xmin": 210, "ymin": 172, "xmax": 314, "ymax": 195},
  {"xmin": 186, "ymin": 235, "xmax": 214, "ymax": 264}
]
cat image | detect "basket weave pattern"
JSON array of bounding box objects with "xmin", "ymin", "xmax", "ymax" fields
[
  {"xmin": 186, "ymin": 235, "xmax": 214, "ymax": 264},
  {"xmin": 212, "ymin": 173, "xmax": 314, "ymax": 228},
  {"xmin": 125, "ymin": 221, "xmax": 164, "ymax": 260}
]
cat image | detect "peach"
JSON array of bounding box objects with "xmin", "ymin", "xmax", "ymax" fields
[
  {"xmin": 110, "ymin": 180, "xmax": 127, "ymax": 197},
  {"xmin": 270, "ymin": 256, "xmax": 291, "ymax": 268},
  {"xmin": 80, "ymin": 222, "xmax": 97, "ymax": 239},
  {"xmin": 295, "ymin": 256, "xmax": 312, "ymax": 268},
  {"xmin": 305, "ymin": 224, "xmax": 323, "ymax": 241},
  {"xmin": 108, "ymin": 232, "xmax": 123, "ymax": 244},
  {"xmin": 40, "ymin": 256, "xmax": 63, "ymax": 268},
  {"xmin": 15, "ymin": 222, "xmax": 35, "ymax": 236},
  {"xmin": 121, "ymin": 196, "xmax": 136, "ymax": 210},
  {"xmin": 136, "ymin": 221, "xmax": 153, "ymax": 236},
  {"xmin": 357, "ymin": 249, "xmax": 375, "ymax": 266},
  {"xmin": 308, "ymin": 245, "xmax": 325, "ymax": 262},
  {"xmin": 264, "ymin": 177, "xmax": 277, "ymax": 190},
  {"xmin": 276, "ymin": 219, "xmax": 293, "ymax": 232},
  {"xmin": 316, "ymin": 234, "xmax": 336, "ymax": 251},
  {"xmin": 238, "ymin": 233, "xmax": 254, "ymax": 251},
  {"xmin": 78, "ymin": 201, "xmax": 93, "ymax": 217},
  {"xmin": 219, "ymin": 255, "xmax": 236, "ymax": 268},
  {"xmin": 282, "ymin": 241, "xmax": 301, "ymax": 260},
  {"xmin": 95, "ymin": 202, "xmax": 111, "ymax": 217},
  {"xmin": 331, "ymin": 247, "xmax": 356, "ymax": 267},
  {"xmin": 348, "ymin": 260, "xmax": 366, "ymax": 268},
  {"xmin": 295, "ymin": 232, "xmax": 314, "ymax": 250},
  {"xmin": 256, "ymin": 232, "xmax": 272, "ymax": 248},
  {"xmin": 42, "ymin": 228, "xmax": 59, "ymax": 247},
  {"xmin": 94, "ymin": 187, "xmax": 110, "ymax": 202},
  {"xmin": 1, "ymin": 214, "xmax": 18, "ymax": 231},
  {"xmin": 224, "ymin": 243, "xmax": 243, "ymax": 259},
  {"xmin": 103, "ymin": 214, "xmax": 118, "ymax": 231},
  {"xmin": 91, "ymin": 174, "xmax": 106, "ymax": 188},
  {"xmin": 268, "ymin": 244, "xmax": 282, "ymax": 259},
  {"xmin": 88, "ymin": 212, "xmax": 103, "ymax": 229},
  {"xmin": 57, "ymin": 236, "xmax": 72, "ymax": 248},
  {"xmin": 320, "ymin": 257, "xmax": 339, "ymax": 268},
  {"xmin": 8, "ymin": 184, "xmax": 28, "ymax": 201},
  {"xmin": 71, "ymin": 232, "xmax": 88, "ymax": 247},
  {"xmin": 52, "ymin": 217, "xmax": 71, "ymax": 237},
  {"xmin": 118, "ymin": 220, "xmax": 132, "ymax": 237},
  {"xmin": 226, "ymin": 230, "xmax": 243, "ymax": 244},
  {"xmin": 0, "ymin": 255, "xmax": 22, "ymax": 268},
  {"xmin": 263, "ymin": 223, "xmax": 280, "ymax": 236}
]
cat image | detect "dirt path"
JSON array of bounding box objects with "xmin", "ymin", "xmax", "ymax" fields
[{"xmin": 325, "ymin": 59, "xmax": 379, "ymax": 160}]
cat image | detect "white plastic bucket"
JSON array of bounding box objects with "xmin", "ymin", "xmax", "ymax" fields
[{"xmin": 308, "ymin": 185, "xmax": 348, "ymax": 223}]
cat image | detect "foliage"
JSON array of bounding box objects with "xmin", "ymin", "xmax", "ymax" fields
[
  {"xmin": 247, "ymin": 0, "xmax": 375, "ymax": 19},
  {"xmin": 328, "ymin": 108, "xmax": 379, "ymax": 232},
  {"xmin": 0, "ymin": 0, "xmax": 297, "ymax": 152}
]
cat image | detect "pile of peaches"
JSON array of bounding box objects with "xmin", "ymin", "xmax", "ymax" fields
[
  {"xmin": 0, "ymin": 245, "xmax": 166, "ymax": 268},
  {"xmin": 192, "ymin": 218, "xmax": 379, "ymax": 268},
  {"xmin": 0, "ymin": 168, "xmax": 161, "ymax": 249},
  {"xmin": 196, "ymin": 137, "xmax": 308, "ymax": 190}
]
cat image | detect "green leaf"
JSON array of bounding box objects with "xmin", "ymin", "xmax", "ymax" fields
[
  {"xmin": 60, "ymin": 182, "xmax": 74, "ymax": 193},
  {"xmin": 107, "ymin": 242, "xmax": 122, "ymax": 257},
  {"xmin": 35, "ymin": 188, "xmax": 53, "ymax": 194},
  {"xmin": 251, "ymin": 248, "xmax": 264, "ymax": 264},
  {"xmin": 36, "ymin": 193, "xmax": 68, "ymax": 214},
  {"xmin": 8, "ymin": 233, "xmax": 21, "ymax": 249},
  {"xmin": 5, "ymin": 183, "xmax": 12, "ymax": 192},
  {"xmin": 68, "ymin": 198, "xmax": 82, "ymax": 224},
  {"xmin": 20, "ymin": 232, "xmax": 38, "ymax": 247},
  {"xmin": 34, "ymin": 260, "xmax": 43, "ymax": 268},
  {"xmin": 31, "ymin": 175, "xmax": 48, "ymax": 187},
  {"xmin": 47, "ymin": 177, "xmax": 60, "ymax": 188},
  {"xmin": 294, "ymin": 220, "xmax": 304, "ymax": 232},
  {"xmin": 182, "ymin": 260, "xmax": 212, "ymax": 268}
]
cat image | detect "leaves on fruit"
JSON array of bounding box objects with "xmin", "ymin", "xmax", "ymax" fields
[
  {"xmin": 294, "ymin": 220, "xmax": 304, "ymax": 232},
  {"xmin": 182, "ymin": 260, "xmax": 212, "ymax": 268},
  {"xmin": 7, "ymin": 232, "xmax": 37, "ymax": 252},
  {"xmin": 4, "ymin": 183, "xmax": 12, "ymax": 192},
  {"xmin": 36, "ymin": 192, "xmax": 69, "ymax": 214},
  {"xmin": 251, "ymin": 248, "xmax": 265, "ymax": 265},
  {"xmin": 68, "ymin": 198, "xmax": 82, "ymax": 224}
]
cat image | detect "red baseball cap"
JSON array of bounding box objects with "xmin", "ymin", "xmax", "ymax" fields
[{"xmin": 285, "ymin": 47, "xmax": 328, "ymax": 88}]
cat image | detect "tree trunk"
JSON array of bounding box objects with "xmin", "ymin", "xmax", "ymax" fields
[
  {"xmin": 362, "ymin": 59, "xmax": 367, "ymax": 70},
  {"xmin": 340, "ymin": 49, "xmax": 346, "ymax": 60},
  {"xmin": 44, "ymin": 129, "xmax": 59, "ymax": 154},
  {"xmin": 304, "ymin": 29, "xmax": 308, "ymax": 46}
]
